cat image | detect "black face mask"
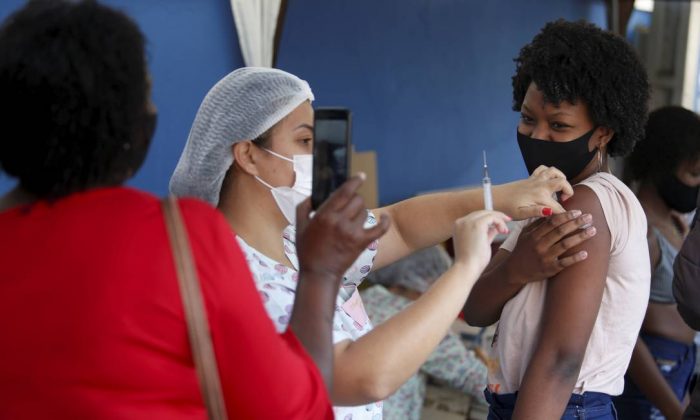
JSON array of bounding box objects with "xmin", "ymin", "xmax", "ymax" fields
[
  {"xmin": 517, "ymin": 128, "xmax": 597, "ymax": 180},
  {"xmin": 657, "ymin": 174, "xmax": 699, "ymax": 213}
]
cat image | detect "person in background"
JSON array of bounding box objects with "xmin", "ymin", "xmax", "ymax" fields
[
  {"xmin": 674, "ymin": 194, "xmax": 700, "ymax": 419},
  {"xmin": 361, "ymin": 245, "xmax": 488, "ymax": 420},
  {"xmin": 0, "ymin": 1, "xmax": 386, "ymax": 418},
  {"xmin": 169, "ymin": 67, "xmax": 594, "ymax": 419},
  {"xmin": 464, "ymin": 19, "xmax": 651, "ymax": 419},
  {"xmin": 616, "ymin": 106, "xmax": 700, "ymax": 419}
]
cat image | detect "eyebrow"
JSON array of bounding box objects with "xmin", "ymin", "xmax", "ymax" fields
[
  {"xmin": 295, "ymin": 123, "xmax": 313, "ymax": 131},
  {"xmin": 522, "ymin": 103, "xmax": 573, "ymax": 117},
  {"xmin": 550, "ymin": 110, "xmax": 573, "ymax": 117}
]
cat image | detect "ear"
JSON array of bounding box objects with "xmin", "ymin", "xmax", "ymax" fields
[
  {"xmin": 593, "ymin": 127, "xmax": 614, "ymax": 149},
  {"xmin": 232, "ymin": 141, "xmax": 261, "ymax": 176}
]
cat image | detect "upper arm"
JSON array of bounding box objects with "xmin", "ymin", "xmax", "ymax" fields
[
  {"xmin": 647, "ymin": 226, "xmax": 661, "ymax": 270},
  {"xmin": 482, "ymin": 248, "xmax": 512, "ymax": 277},
  {"xmin": 370, "ymin": 205, "xmax": 410, "ymax": 270},
  {"xmin": 534, "ymin": 185, "xmax": 611, "ymax": 366},
  {"xmin": 674, "ymin": 223, "xmax": 700, "ymax": 329}
]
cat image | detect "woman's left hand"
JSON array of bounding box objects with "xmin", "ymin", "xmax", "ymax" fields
[{"xmin": 494, "ymin": 165, "xmax": 574, "ymax": 220}]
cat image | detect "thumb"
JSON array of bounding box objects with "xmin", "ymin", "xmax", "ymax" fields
[
  {"xmin": 517, "ymin": 202, "xmax": 565, "ymax": 219},
  {"xmin": 487, "ymin": 225, "xmax": 500, "ymax": 244}
]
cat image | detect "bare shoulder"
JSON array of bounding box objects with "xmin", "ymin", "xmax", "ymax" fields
[
  {"xmin": 559, "ymin": 184, "xmax": 611, "ymax": 262},
  {"xmin": 563, "ymin": 185, "xmax": 607, "ymax": 231}
]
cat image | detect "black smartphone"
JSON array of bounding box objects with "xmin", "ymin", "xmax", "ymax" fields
[{"xmin": 312, "ymin": 108, "xmax": 352, "ymax": 209}]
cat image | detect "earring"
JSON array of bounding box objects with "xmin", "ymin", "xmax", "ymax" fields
[{"xmin": 597, "ymin": 148, "xmax": 603, "ymax": 172}]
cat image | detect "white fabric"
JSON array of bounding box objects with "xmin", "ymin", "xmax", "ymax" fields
[
  {"xmin": 236, "ymin": 213, "xmax": 383, "ymax": 419},
  {"xmin": 230, "ymin": 0, "xmax": 281, "ymax": 67},
  {"xmin": 169, "ymin": 67, "xmax": 314, "ymax": 206},
  {"xmin": 490, "ymin": 172, "xmax": 650, "ymax": 396},
  {"xmin": 254, "ymin": 149, "xmax": 312, "ymax": 226}
]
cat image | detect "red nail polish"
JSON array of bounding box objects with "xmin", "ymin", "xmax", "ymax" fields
[{"xmin": 542, "ymin": 207, "xmax": 553, "ymax": 216}]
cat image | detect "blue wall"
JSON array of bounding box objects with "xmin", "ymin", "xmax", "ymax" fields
[
  {"xmin": 0, "ymin": 0, "xmax": 605, "ymax": 205},
  {"xmin": 277, "ymin": 0, "xmax": 605, "ymax": 203}
]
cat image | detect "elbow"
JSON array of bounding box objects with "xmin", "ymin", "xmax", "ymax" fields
[
  {"xmin": 546, "ymin": 350, "xmax": 584, "ymax": 384},
  {"xmin": 463, "ymin": 312, "xmax": 492, "ymax": 328},
  {"xmin": 333, "ymin": 369, "xmax": 397, "ymax": 405},
  {"xmin": 463, "ymin": 300, "xmax": 496, "ymax": 328},
  {"xmin": 358, "ymin": 374, "xmax": 396, "ymax": 402}
]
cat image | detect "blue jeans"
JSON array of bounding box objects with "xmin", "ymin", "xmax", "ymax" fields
[
  {"xmin": 485, "ymin": 388, "xmax": 617, "ymax": 419},
  {"xmin": 613, "ymin": 333, "xmax": 696, "ymax": 419}
]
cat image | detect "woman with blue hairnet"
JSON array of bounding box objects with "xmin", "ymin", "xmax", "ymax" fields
[{"xmin": 170, "ymin": 67, "xmax": 593, "ymax": 419}]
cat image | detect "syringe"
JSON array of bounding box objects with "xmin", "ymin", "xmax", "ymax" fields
[{"xmin": 482, "ymin": 150, "xmax": 493, "ymax": 211}]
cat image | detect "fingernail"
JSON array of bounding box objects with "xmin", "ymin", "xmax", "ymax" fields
[
  {"xmin": 542, "ymin": 207, "xmax": 553, "ymax": 216},
  {"xmin": 571, "ymin": 210, "xmax": 582, "ymax": 217},
  {"xmin": 357, "ymin": 172, "xmax": 367, "ymax": 181},
  {"xmin": 583, "ymin": 214, "xmax": 592, "ymax": 223},
  {"xmin": 586, "ymin": 226, "xmax": 596, "ymax": 236},
  {"xmin": 580, "ymin": 251, "xmax": 588, "ymax": 259}
]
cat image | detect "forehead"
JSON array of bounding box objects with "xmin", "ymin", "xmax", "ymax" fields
[
  {"xmin": 523, "ymin": 82, "xmax": 586, "ymax": 115},
  {"xmin": 277, "ymin": 101, "xmax": 313, "ymax": 127},
  {"xmin": 266, "ymin": 102, "xmax": 314, "ymax": 149}
]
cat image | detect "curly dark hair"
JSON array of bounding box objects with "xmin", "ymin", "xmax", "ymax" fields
[
  {"xmin": 0, "ymin": 0, "xmax": 152, "ymax": 198},
  {"xmin": 626, "ymin": 106, "xmax": 700, "ymax": 183},
  {"xmin": 512, "ymin": 19, "xmax": 650, "ymax": 157}
]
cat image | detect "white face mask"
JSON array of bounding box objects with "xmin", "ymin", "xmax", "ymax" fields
[{"xmin": 255, "ymin": 148, "xmax": 312, "ymax": 226}]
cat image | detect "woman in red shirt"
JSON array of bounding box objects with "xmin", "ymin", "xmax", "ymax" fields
[{"xmin": 0, "ymin": 1, "xmax": 387, "ymax": 418}]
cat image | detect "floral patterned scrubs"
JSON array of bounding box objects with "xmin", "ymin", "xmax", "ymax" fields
[{"xmin": 236, "ymin": 212, "xmax": 383, "ymax": 420}]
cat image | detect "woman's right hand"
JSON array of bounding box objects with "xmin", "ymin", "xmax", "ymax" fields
[
  {"xmin": 506, "ymin": 210, "xmax": 596, "ymax": 285},
  {"xmin": 452, "ymin": 210, "xmax": 511, "ymax": 274},
  {"xmin": 295, "ymin": 174, "xmax": 391, "ymax": 282}
]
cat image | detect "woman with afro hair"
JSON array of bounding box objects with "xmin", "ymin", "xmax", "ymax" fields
[
  {"xmin": 614, "ymin": 106, "xmax": 700, "ymax": 419},
  {"xmin": 464, "ymin": 19, "xmax": 651, "ymax": 419}
]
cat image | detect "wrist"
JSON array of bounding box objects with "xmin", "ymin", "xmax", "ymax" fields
[
  {"xmin": 291, "ymin": 270, "xmax": 339, "ymax": 323},
  {"xmin": 298, "ymin": 269, "xmax": 343, "ymax": 300},
  {"xmin": 661, "ymin": 401, "xmax": 684, "ymax": 420},
  {"xmin": 502, "ymin": 256, "xmax": 528, "ymax": 286},
  {"xmin": 298, "ymin": 266, "xmax": 342, "ymax": 284},
  {"xmin": 451, "ymin": 259, "xmax": 481, "ymax": 283},
  {"xmin": 491, "ymin": 183, "xmax": 508, "ymax": 213}
]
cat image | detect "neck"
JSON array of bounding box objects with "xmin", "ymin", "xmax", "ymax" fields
[
  {"xmin": 218, "ymin": 167, "xmax": 291, "ymax": 265},
  {"xmin": 571, "ymin": 152, "xmax": 610, "ymax": 185},
  {"xmin": 637, "ymin": 182, "xmax": 672, "ymax": 223},
  {"xmin": 0, "ymin": 185, "xmax": 37, "ymax": 212}
]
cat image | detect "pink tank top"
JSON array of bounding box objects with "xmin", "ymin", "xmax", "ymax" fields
[{"xmin": 489, "ymin": 172, "xmax": 650, "ymax": 396}]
